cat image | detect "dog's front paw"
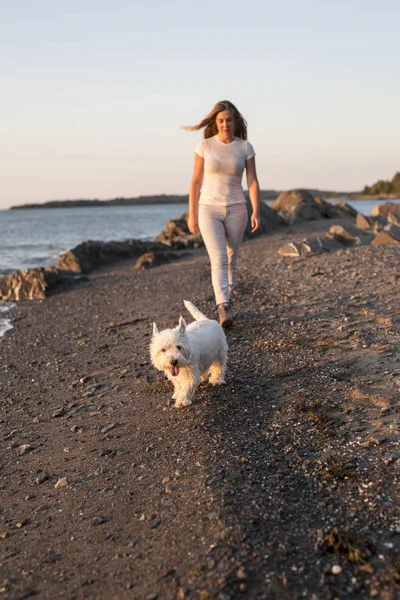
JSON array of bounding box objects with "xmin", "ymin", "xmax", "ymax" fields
[
  {"xmin": 209, "ymin": 377, "xmax": 226, "ymax": 386},
  {"xmin": 174, "ymin": 398, "xmax": 193, "ymax": 408}
]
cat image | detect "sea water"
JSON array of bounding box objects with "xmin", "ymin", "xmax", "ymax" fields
[{"xmin": 0, "ymin": 204, "xmax": 188, "ymax": 275}]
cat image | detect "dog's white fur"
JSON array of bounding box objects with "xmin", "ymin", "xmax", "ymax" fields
[{"xmin": 150, "ymin": 300, "xmax": 228, "ymax": 408}]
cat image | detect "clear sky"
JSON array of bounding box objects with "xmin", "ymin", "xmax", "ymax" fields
[{"xmin": 1, "ymin": 0, "xmax": 400, "ymax": 208}]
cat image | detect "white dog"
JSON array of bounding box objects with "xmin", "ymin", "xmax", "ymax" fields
[{"xmin": 150, "ymin": 300, "xmax": 228, "ymax": 408}]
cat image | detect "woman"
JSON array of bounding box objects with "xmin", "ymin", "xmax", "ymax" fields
[{"xmin": 184, "ymin": 100, "xmax": 261, "ymax": 329}]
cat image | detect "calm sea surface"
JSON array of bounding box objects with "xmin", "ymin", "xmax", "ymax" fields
[
  {"xmin": 1, "ymin": 198, "xmax": 400, "ymax": 336},
  {"xmin": 0, "ymin": 204, "xmax": 188, "ymax": 275}
]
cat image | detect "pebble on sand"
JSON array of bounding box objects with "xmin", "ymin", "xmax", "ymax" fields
[
  {"xmin": 331, "ymin": 565, "xmax": 342, "ymax": 575},
  {"xmin": 54, "ymin": 477, "xmax": 69, "ymax": 489}
]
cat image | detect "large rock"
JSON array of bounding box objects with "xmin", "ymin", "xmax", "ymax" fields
[
  {"xmin": 155, "ymin": 213, "xmax": 192, "ymax": 245},
  {"xmin": 319, "ymin": 237, "xmax": 346, "ymax": 252},
  {"xmin": 272, "ymin": 189, "xmax": 350, "ymax": 224},
  {"xmin": 355, "ymin": 213, "xmax": 373, "ymax": 229},
  {"xmin": 371, "ymin": 202, "xmax": 400, "ymax": 220},
  {"xmin": 383, "ymin": 223, "xmax": 400, "ymax": 241},
  {"xmin": 243, "ymin": 199, "xmax": 285, "ymax": 239},
  {"xmin": 335, "ymin": 202, "xmax": 358, "ymax": 217},
  {"xmin": 301, "ymin": 238, "xmax": 326, "ymax": 255},
  {"xmin": 371, "ymin": 231, "xmax": 400, "ymax": 245},
  {"xmin": 278, "ymin": 242, "xmax": 303, "ymax": 257},
  {"xmin": 388, "ymin": 212, "xmax": 400, "ymax": 225},
  {"xmin": 314, "ymin": 197, "xmax": 347, "ymax": 219},
  {"xmin": 272, "ymin": 189, "xmax": 322, "ymax": 223},
  {"xmin": 133, "ymin": 249, "xmax": 186, "ymax": 270},
  {"xmin": 355, "ymin": 208, "xmax": 395, "ymax": 232},
  {"xmin": 0, "ymin": 268, "xmax": 86, "ymax": 301},
  {"xmin": 56, "ymin": 239, "xmax": 167, "ymax": 273},
  {"xmin": 167, "ymin": 234, "xmax": 203, "ymax": 250},
  {"xmin": 155, "ymin": 213, "xmax": 205, "ymax": 249},
  {"xmin": 327, "ymin": 224, "xmax": 375, "ymax": 246},
  {"xmin": 277, "ymin": 238, "xmax": 326, "ymax": 257},
  {"xmin": 355, "ymin": 212, "xmax": 387, "ymax": 231}
]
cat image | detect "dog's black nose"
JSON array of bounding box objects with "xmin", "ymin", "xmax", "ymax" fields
[{"xmin": 170, "ymin": 359, "xmax": 178, "ymax": 367}]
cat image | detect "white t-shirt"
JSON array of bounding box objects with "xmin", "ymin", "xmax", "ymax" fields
[{"xmin": 195, "ymin": 135, "xmax": 255, "ymax": 206}]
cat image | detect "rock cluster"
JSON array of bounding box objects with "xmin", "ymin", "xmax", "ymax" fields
[
  {"xmin": 133, "ymin": 250, "xmax": 186, "ymax": 271},
  {"xmin": 154, "ymin": 213, "xmax": 203, "ymax": 249},
  {"xmin": 371, "ymin": 201, "xmax": 400, "ymax": 220},
  {"xmin": 155, "ymin": 202, "xmax": 286, "ymax": 247},
  {"xmin": 278, "ymin": 208, "xmax": 400, "ymax": 257},
  {"xmin": 0, "ymin": 268, "xmax": 86, "ymax": 301},
  {"xmin": 2, "ymin": 195, "xmax": 399, "ymax": 301},
  {"xmin": 272, "ymin": 189, "xmax": 356, "ymax": 223},
  {"xmin": 56, "ymin": 239, "xmax": 172, "ymax": 273}
]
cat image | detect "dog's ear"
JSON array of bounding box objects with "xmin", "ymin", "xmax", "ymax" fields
[
  {"xmin": 152, "ymin": 323, "xmax": 159, "ymax": 335},
  {"xmin": 178, "ymin": 316, "xmax": 186, "ymax": 333}
]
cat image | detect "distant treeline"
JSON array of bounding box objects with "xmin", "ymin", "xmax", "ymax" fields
[
  {"xmin": 362, "ymin": 172, "xmax": 400, "ymax": 197},
  {"xmin": 10, "ymin": 195, "xmax": 189, "ymax": 210},
  {"xmin": 9, "ymin": 188, "xmax": 361, "ymax": 210},
  {"xmin": 10, "ymin": 191, "xmax": 279, "ymax": 210}
]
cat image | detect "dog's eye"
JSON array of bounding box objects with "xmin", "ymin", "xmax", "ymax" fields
[
  {"xmin": 176, "ymin": 345, "xmax": 181, "ymax": 350},
  {"xmin": 161, "ymin": 348, "xmax": 166, "ymax": 353}
]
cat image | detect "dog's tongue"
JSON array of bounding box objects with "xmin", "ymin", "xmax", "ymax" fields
[{"xmin": 170, "ymin": 366, "xmax": 179, "ymax": 377}]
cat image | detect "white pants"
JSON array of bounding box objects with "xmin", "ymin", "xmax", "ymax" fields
[{"xmin": 198, "ymin": 203, "xmax": 248, "ymax": 306}]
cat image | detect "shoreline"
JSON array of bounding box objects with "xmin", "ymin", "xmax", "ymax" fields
[
  {"xmin": 2, "ymin": 198, "xmax": 400, "ymax": 278},
  {"xmin": 2, "ymin": 197, "xmax": 400, "ymax": 278},
  {"xmin": 2, "ymin": 191, "xmax": 400, "ymax": 301},
  {"xmin": 0, "ymin": 301, "xmax": 15, "ymax": 336}
]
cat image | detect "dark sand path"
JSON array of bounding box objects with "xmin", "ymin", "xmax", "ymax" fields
[{"xmin": 1, "ymin": 220, "xmax": 399, "ymax": 599}]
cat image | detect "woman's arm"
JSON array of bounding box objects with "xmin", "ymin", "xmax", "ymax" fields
[
  {"xmin": 188, "ymin": 153, "xmax": 204, "ymax": 234},
  {"xmin": 246, "ymin": 157, "xmax": 261, "ymax": 232}
]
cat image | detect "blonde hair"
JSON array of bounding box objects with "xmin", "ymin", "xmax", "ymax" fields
[{"xmin": 183, "ymin": 100, "xmax": 248, "ymax": 140}]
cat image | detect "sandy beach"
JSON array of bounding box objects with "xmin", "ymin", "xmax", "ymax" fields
[{"xmin": 1, "ymin": 217, "xmax": 399, "ymax": 599}]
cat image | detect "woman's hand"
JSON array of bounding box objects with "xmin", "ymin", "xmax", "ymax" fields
[
  {"xmin": 251, "ymin": 213, "xmax": 261, "ymax": 233},
  {"xmin": 188, "ymin": 214, "xmax": 199, "ymax": 235}
]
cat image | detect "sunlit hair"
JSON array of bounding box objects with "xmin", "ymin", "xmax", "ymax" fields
[{"xmin": 183, "ymin": 100, "xmax": 248, "ymax": 140}]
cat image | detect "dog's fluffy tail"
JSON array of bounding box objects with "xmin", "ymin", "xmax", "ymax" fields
[{"xmin": 183, "ymin": 300, "xmax": 208, "ymax": 321}]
